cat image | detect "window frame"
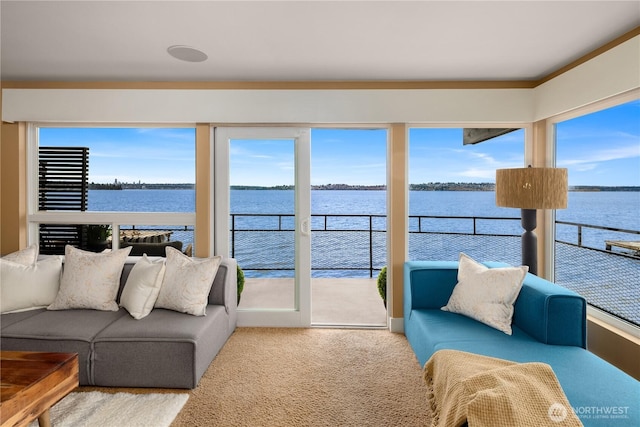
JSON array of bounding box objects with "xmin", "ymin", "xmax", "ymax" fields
[
  {"xmin": 26, "ymin": 123, "xmax": 197, "ymax": 251},
  {"xmin": 405, "ymin": 122, "xmax": 531, "ymax": 263},
  {"xmin": 546, "ymin": 90, "xmax": 640, "ymax": 338}
]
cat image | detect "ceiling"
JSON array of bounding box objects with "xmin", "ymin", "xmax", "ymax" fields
[{"xmin": 1, "ymin": 1, "xmax": 639, "ymax": 83}]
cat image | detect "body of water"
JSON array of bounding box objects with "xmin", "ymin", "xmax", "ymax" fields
[
  {"xmin": 88, "ymin": 189, "xmax": 639, "ymax": 237},
  {"xmin": 88, "ymin": 188, "xmax": 639, "ymax": 265}
]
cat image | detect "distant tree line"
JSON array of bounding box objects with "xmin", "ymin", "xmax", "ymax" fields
[
  {"xmin": 410, "ymin": 182, "xmax": 495, "ymax": 191},
  {"xmin": 90, "ymin": 182, "xmax": 639, "ymax": 191},
  {"xmin": 570, "ymin": 186, "xmax": 639, "ymax": 192},
  {"xmin": 89, "ymin": 183, "xmax": 194, "ymax": 190},
  {"xmin": 231, "ymin": 185, "xmax": 295, "ymax": 190}
]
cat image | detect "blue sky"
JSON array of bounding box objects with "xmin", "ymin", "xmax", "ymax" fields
[
  {"xmin": 556, "ymin": 100, "xmax": 640, "ymax": 186},
  {"xmin": 39, "ymin": 127, "xmax": 197, "ymax": 184},
  {"xmin": 409, "ymin": 128, "xmax": 525, "ymax": 184},
  {"xmin": 39, "ymin": 99, "xmax": 639, "ymax": 186}
]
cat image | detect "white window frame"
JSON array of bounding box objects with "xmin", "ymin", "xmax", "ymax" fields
[
  {"xmin": 213, "ymin": 126, "xmax": 311, "ymax": 327},
  {"xmin": 26, "ymin": 123, "xmax": 196, "ymax": 250}
]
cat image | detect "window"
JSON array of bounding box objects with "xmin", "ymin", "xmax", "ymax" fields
[
  {"xmin": 408, "ymin": 127, "xmax": 525, "ymax": 263},
  {"xmin": 554, "ymin": 99, "xmax": 640, "ymax": 327},
  {"xmin": 30, "ymin": 126, "xmax": 196, "ymax": 256}
]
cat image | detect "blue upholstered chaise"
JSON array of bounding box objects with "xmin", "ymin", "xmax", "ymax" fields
[{"xmin": 404, "ymin": 260, "xmax": 639, "ymax": 427}]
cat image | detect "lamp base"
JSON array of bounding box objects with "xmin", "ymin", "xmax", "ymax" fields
[{"xmin": 521, "ymin": 208, "xmax": 537, "ymax": 275}]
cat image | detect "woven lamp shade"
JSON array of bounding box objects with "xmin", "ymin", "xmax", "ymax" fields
[{"xmin": 495, "ymin": 167, "xmax": 568, "ymax": 209}]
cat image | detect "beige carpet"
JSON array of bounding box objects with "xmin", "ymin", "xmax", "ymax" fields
[
  {"xmin": 81, "ymin": 328, "xmax": 431, "ymax": 426},
  {"xmin": 173, "ymin": 327, "xmax": 431, "ymax": 426}
]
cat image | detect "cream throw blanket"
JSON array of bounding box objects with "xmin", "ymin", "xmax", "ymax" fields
[{"xmin": 424, "ymin": 350, "xmax": 583, "ymax": 427}]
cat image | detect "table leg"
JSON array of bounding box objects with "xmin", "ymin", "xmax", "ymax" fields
[{"xmin": 38, "ymin": 409, "xmax": 51, "ymax": 427}]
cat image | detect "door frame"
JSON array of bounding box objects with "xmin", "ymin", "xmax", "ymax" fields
[{"xmin": 213, "ymin": 127, "xmax": 311, "ymax": 327}]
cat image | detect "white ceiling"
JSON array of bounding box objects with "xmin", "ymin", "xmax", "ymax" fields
[{"xmin": 1, "ymin": 1, "xmax": 639, "ymax": 82}]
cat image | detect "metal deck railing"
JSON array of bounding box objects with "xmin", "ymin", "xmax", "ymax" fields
[
  {"xmin": 554, "ymin": 221, "xmax": 640, "ymax": 326},
  {"xmin": 229, "ymin": 213, "xmax": 639, "ymax": 327}
]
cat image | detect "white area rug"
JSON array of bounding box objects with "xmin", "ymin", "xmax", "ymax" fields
[{"xmin": 29, "ymin": 391, "xmax": 189, "ymax": 427}]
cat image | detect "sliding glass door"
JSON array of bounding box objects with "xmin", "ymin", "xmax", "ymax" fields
[{"xmin": 214, "ymin": 128, "xmax": 311, "ymax": 327}]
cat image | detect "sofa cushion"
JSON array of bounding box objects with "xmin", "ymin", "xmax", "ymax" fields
[
  {"xmin": 155, "ymin": 247, "xmax": 221, "ymax": 316},
  {"xmin": 442, "ymin": 253, "xmax": 527, "ymax": 335},
  {"xmin": 92, "ymin": 305, "xmax": 231, "ymax": 388},
  {"xmin": 407, "ymin": 309, "xmax": 538, "ymax": 367},
  {"xmin": 0, "ymin": 309, "xmax": 127, "ymax": 384},
  {"xmin": 0, "ymin": 308, "xmax": 46, "ymax": 330},
  {"xmin": 48, "ymin": 245, "xmax": 132, "ymax": 311},
  {"xmin": 1, "ymin": 256, "xmax": 62, "ymax": 313},
  {"xmin": 119, "ymin": 255, "xmax": 166, "ymax": 319}
]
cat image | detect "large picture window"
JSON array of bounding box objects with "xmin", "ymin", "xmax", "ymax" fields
[
  {"xmin": 554, "ymin": 99, "xmax": 640, "ymax": 328},
  {"xmin": 30, "ymin": 126, "xmax": 196, "ymax": 256},
  {"xmin": 407, "ymin": 127, "xmax": 525, "ymax": 264}
]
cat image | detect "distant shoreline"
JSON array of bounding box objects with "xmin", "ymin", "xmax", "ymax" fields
[{"xmin": 89, "ymin": 183, "xmax": 640, "ymax": 192}]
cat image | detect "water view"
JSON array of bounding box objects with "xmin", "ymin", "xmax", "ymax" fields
[
  {"xmin": 87, "ymin": 188, "xmax": 639, "ymax": 325},
  {"xmin": 88, "ymin": 188, "xmax": 639, "ymax": 240},
  {"xmin": 88, "ymin": 188, "xmax": 640, "ymax": 266}
]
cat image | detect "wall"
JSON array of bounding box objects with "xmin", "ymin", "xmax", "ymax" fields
[
  {"xmin": 535, "ymin": 36, "xmax": 640, "ymax": 121},
  {"xmin": 0, "ymin": 122, "xmax": 27, "ymax": 255},
  {"xmin": 1, "ymin": 88, "xmax": 533, "ymax": 124},
  {"xmin": 588, "ymin": 316, "xmax": 640, "ymax": 380}
]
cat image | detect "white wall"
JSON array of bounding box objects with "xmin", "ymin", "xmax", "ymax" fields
[
  {"xmin": 535, "ymin": 36, "xmax": 640, "ymax": 121},
  {"xmin": 2, "ymin": 88, "xmax": 533, "ymax": 124}
]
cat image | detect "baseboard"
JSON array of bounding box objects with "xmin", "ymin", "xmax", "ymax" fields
[{"xmin": 389, "ymin": 317, "xmax": 404, "ymax": 333}]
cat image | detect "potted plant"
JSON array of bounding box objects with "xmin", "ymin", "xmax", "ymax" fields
[
  {"xmin": 377, "ymin": 266, "xmax": 387, "ymax": 308},
  {"xmin": 237, "ymin": 264, "xmax": 245, "ymax": 305},
  {"xmin": 87, "ymin": 224, "xmax": 112, "ymax": 251}
]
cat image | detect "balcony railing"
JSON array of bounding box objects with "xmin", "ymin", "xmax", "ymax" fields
[
  {"xmin": 556, "ymin": 220, "xmax": 640, "ymax": 259},
  {"xmin": 229, "ymin": 213, "xmax": 639, "ymax": 327},
  {"xmin": 554, "ymin": 220, "xmax": 639, "ymax": 326},
  {"xmin": 230, "ymin": 213, "xmax": 523, "ymax": 277}
]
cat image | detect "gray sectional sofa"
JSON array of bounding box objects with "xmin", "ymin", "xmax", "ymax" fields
[{"xmin": 1, "ymin": 257, "xmax": 237, "ymax": 389}]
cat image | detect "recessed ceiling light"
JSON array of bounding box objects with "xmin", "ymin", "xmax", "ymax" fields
[{"xmin": 167, "ymin": 45, "xmax": 208, "ymax": 63}]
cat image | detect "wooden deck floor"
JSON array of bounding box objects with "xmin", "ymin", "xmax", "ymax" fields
[{"xmin": 238, "ymin": 277, "xmax": 387, "ymax": 327}]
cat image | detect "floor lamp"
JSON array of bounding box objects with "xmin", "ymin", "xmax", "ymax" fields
[{"xmin": 495, "ymin": 167, "xmax": 568, "ymax": 275}]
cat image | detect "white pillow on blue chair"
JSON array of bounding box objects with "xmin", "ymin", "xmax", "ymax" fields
[{"xmin": 442, "ymin": 252, "xmax": 528, "ymax": 335}]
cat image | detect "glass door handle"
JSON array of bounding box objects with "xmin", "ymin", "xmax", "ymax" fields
[{"xmin": 300, "ymin": 217, "xmax": 311, "ymax": 236}]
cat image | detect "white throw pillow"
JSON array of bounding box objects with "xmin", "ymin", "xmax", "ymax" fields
[
  {"xmin": 1, "ymin": 256, "xmax": 63, "ymax": 313},
  {"xmin": 2, "ymin": 244, "xmax": 39, "ymax": 266},
  {"xmin": 155, "ymin": 246, "xmax": 221, "ymax": 316},
  {"xmin": 48, "ymin": 245, "xmax": 132, "ymax": 311},
  {"xmin": 120, "ymin": 255, "xmax": 166, "ymax": 320},
  {"xmin": 441, "ymin": 253, "xmax": 528, "ymax": 335}
]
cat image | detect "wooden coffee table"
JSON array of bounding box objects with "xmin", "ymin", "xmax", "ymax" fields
[{"xmin": 1, "ymin": 351, "xmax": 78, "ymax": 427}]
